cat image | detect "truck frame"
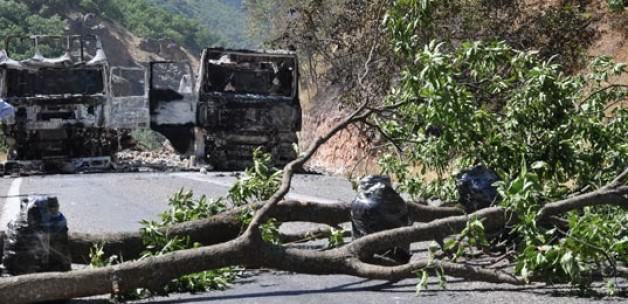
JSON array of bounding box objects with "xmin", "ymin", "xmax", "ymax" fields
[
  {"xmin": 0, "ymin": 35, "xmax": 148, "ymax": 173},
  {"xmin": 149, "ymin": 48, "xmax": 302, "ymax": 170}
]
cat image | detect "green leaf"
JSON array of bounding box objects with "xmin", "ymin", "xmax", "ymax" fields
[
  {"xmin": 416, "ymin": 270, "xmax": 429, "ymax": 295},
  {"xmin": 531, "ymin": 161, "xmax": 548, "ymax": 170},
  {"xmin": 560, "ymin": 250, "xmax": 574, "ymax": 278}
]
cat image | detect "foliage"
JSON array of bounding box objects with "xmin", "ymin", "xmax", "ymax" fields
[
  {"xmin": 228, "ymin": 148, "xmax": 283, "ymax": 206},
  {"xmin": 149, "ymin": 0, "xmax": 254, "ymax": 48},
  {"xmin": 379, "ymin": 0, "xmax": 628, "ymax": 291},
  {"xmin": 89, "ymin": 243, "xmax": 151, "ymax": 300},
  {"xmin": 228, "ymin": 148, "xmax": 283, "ymax": 244},
  {"xmin": 607, "ymin": 0, "xmax": 626, "ymax": 12},
  {"xmin": 96, "ymin": 148, "xmax": 283, "ymax": 298},
  {"xmin": 327, "ymin": 227, "xmax": 346, "ymax": 249},
  {"xmin": 0, "ymin": 1, "xmax": 65, "ymax": 60},
  {"xmin": 138, "ymin": 190, "xmax": 235, "ymax": 295},
  {"xmin": 0, "ymin": 0, "xmax": 227, "ymax": 56},
  {"xmin": 415, "ymin": 244, "xmax": 447, "ymax": 294},
  {"xmin": 82, "ymin": 0, "xmax": 225, "ymax": 51},
  {"xmin": 500, "ymin": 165, "xmax": 628, "ymax": 287},
  {"xmin": 89, "ymin": 242, "xmax": 119, "ymax": 268},
  {"xmin": 376, "ymin": 39, "xmax": 627, "ymax": 196},
  {"xmin": 443, "ymin": 216, "xmax": 490, "ymax": 261},
  {"xmin": 246, "ymin": 0, "xmax": 397, "ymax": 101},
  {"xmin": 385, "ymin": 0, "xmax": 596, "ymax": 71}
]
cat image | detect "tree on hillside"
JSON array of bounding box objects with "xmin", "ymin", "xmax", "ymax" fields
[{"xmin": 0, "ymin": 0, "xmax": 226, "ymax": 54}]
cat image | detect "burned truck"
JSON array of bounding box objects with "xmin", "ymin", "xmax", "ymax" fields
[
  {"xmin": 0, "ymin": 35, "xmax": 300, "ymax": 172},
  {"xmin": 150, "ymin": 49, "xmax": 301, "ymax": 170},
  {"xmin": 0, "ymin": 35, "xmax": 148, "ymax": 173}
]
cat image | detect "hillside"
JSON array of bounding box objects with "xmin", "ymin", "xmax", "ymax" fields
[
  {"xmin": 148, "ymin": 0, "xmax": 255, "ymax": 48},
  {"xmin": 251, "ymin": 0, "xmax": 628, "ymax": 175},
  {"xmin": 0, "ymin": 0, "xmax": 243, "ymax": 58},
  {"xmin": 0, "ymin": 0, "xmax": 255, "ymax": 69}
]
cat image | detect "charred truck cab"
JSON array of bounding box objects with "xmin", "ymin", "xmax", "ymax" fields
[
  {"xmin": 150, "ymin": 49, "xmax": 301, "ymax": 170},
  {"xmin": 0, "ymin": 35, "xmax": 149, "ymax": 173}
]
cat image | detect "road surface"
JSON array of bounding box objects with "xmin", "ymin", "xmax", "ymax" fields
[{"xmin": 0, "ymin": 172, "xmax": 624, "ymax": 303}]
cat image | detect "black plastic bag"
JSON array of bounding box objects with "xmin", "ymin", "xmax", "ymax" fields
[
  {"xmin": 456, "ymin": 165, "xmax": 500, "ymax": 213},
  {"xmin": 351, "ymin": 175, "xmax": 410, "ymax": 264},
  {"xmin": 2, "ymin": 196, "xmax": 70, "ymax": 275}
]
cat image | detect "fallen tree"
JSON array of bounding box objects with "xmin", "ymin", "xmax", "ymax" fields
[
  {"xmin": 0, "ymin": 93, "xmax": 626, "ymax": 303},
  {"xmin": 0, "ymin": 172, "xmax": 625, "ymax": 302},
  {"xmin": 0, "ymin": 198, "xmax": 461, "ymax": 263},
  {"xmin": 2, "ymin": 2, "xmax": 628, "ymax": 301}
]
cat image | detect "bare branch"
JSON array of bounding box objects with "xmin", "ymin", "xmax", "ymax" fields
[
  {"xmin": 608, "ymin": 168, "xmax": 628, "ymax": 188},
  {"xmin": 537, "ymin": 185, "xmax": 628, "ymax": 219},
  {"xmin": 348, "ymin": 259, "xmax": 524, "ymax": 284},
  {"xmin": 244, "ymin": 100, "xmax": 372, "ymax": 237}
]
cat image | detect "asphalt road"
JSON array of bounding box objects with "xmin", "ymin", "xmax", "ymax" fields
[
  {"xmin": 0, "ymin": 172, "xmax": 624, "ymax": 303},
  {"xmin": 0, "ymin": 172, "xmax": 354, "ymax": 234}
]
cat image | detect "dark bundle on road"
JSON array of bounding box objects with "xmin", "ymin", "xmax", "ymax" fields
[
  {"xmin": 456, "ymin": 165, "xmax": 501, "ymax": 213},
  {"xmin": 1, "ymin": 196, "xmax": 71, "ymax": 275},
  {"xmin": 351, "ymin": 175, "xmax": 411, "ymax": 265}
]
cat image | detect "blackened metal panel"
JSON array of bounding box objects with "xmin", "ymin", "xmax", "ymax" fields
[{"xmin": 148, "ymin": 61, "xmax": 197, "ymax": 154}]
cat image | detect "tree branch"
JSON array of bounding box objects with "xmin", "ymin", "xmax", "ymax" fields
[{"xmin": 243, "ymin": 100, "xmax": 373, "ymax": 237}]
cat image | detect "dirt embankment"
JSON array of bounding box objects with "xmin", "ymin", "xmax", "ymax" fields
[
  {"xmin": 301, "ymin": 85, "xmax": 377, "ymax": 176},
  {"xmin": 584, "ymin": 1, "xmax": 627, "ymax": 86}
]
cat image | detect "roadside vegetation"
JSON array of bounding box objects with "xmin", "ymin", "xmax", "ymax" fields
[
  {"xmin": 149, "ymin": 0, "xmax": 255, "ymax": 48},
  {"xmin": 217, "ymin": 0, "xmax": 628, "ymax": 295}
]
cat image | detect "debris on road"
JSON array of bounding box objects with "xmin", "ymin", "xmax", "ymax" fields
[
  {"xmin": 114, "ymin": 141, "xmax": 211, "ymax": 172},
  {"xmin": 351, "ymin": 175, "xmax": 411, "ymax": 265},
  {"xmin": 456, "ymin": 165, "xmax": 501, "ymax": 213},
  {"xmin": 1, "ymin": 196, "xmax": 70, "ymax": 275}
]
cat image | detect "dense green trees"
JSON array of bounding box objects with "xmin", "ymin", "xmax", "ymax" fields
[
  {"xmin": 81, "ymin": 0, "xmax": 226, "ymax": 51},
  {"xmin": 0, "ymin": 1, "xmax": 65, "ymax": 38},
  {"xmin": 149, "ymin": 0, "xmax": 254, "ymax": 48}
]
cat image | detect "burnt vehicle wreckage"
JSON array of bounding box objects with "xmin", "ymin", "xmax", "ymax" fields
[
  {"xmin": 0, "ymin": 35, "xmax": 301, "ymax": 174},
  {"xmin": 151, "ymin": 48, "xmax": 301, "ymax": 170},
  {"xmin": 0, "ymin": 35, "xmax": 129, "ymax": 174}
]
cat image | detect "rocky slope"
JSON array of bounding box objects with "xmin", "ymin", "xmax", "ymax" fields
[{"xmin": 64, "ymin": 11, "xmax": 200, "ymax": 69}]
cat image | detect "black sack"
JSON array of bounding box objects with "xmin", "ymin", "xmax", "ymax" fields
[
  {"xmin": 456, "ymin": 165, "xmax": 500, "ymax": 213},
  {"xmin": 351, "ymin": 175, "xmax": 410, "ymax": 264},
  {"xmin": 2, "ymin": 196, "xmax": 70, "ymax": 275}
]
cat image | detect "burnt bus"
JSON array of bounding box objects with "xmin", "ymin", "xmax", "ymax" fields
[
  {"xmin": 150, "ymin": 48, "xmax": 301, "ymax": 170},
  {"xmin": 0, "ymin": 35, "xmax": 148, "ymax": 173}
]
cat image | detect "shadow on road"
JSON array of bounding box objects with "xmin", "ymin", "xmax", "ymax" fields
[
  {"xmin": 68, "ymin": 280, "xmax": 626, "ymax": 304},
  {"xmin": 109, "ymin": 279, "xmax": 603, "ymax": 304}
]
